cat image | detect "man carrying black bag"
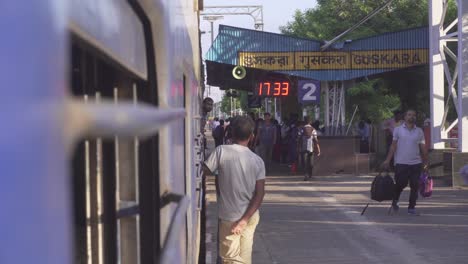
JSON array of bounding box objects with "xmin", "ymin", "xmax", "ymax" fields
[{"xmin": 382, "ymin": 109, "xmax": 429, "ymax": 215}]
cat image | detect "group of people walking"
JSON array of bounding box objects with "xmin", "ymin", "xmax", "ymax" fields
[
  {"xmin": 211, "ymin": 112, "xmax": 322, "ymax": 180},
  {"xmin": 204, "ymin": 108, "xmax": 429, "ymax": 263}
]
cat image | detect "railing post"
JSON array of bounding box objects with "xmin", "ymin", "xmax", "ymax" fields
[
  {"xmin": 458, "ymin": 0, "xmax": 468, "ymax": 152},
  {"xmin": 429, "ymin": 0, "xmax": 445, "ymax": 149}
]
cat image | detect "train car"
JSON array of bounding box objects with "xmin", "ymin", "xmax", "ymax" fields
[{"xmin": 1, "ymin": 0, "xmax": 205, "ymax": 263}]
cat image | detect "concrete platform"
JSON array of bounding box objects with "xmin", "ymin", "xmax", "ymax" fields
[{"xmin": 204, "ymin": 167, "xmax": 468, "ymax": 264}]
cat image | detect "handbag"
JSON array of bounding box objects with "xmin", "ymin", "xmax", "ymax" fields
[{"xmin": 419, "ymin": 171, "xmax": 433, "ymax": 198}]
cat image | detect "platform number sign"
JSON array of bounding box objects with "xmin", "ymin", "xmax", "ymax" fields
[{"xmin": 298, "ymin": 80, "xmax": 321, "ymax": 104}]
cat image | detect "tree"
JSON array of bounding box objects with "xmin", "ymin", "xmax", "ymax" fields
[
  {"xmin": 347, "ymin": 79, "xmax": 400, "ymax": 123},
  {"xmin": 220, "ymin": 90, "xmax": 262, "ymax": 116},
  {"xmin": 280, "ymin": 0, "xmax": 456, "ymax": 40},
  {"xmin": 220, "ymin": 91, "xmax": 242, "ymax": 116},
  {"xmin": 280, "ymin": 0, "xmax": 457, "ymax": 124}
]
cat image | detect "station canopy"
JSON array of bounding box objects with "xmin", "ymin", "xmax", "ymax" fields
[{"xmin": 205, "ymin": 25, "xmax": 429, "ymax": 90}]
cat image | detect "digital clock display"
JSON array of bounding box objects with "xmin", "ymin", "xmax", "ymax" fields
[{"xmin": 255, "ymin": 81, "xmax": 290, "ymax": 97}]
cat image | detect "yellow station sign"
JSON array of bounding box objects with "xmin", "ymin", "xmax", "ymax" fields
[
  {"xmin": 238, "ymin": 52, "xmax": 295, "ymax": 70},
  {"xmin": 295, "ymin": 52, "xmax": 350, "ymax": 70},
  {"xmin": 238, "ymin": 49, "xmax": 428, "ymax": 71}
]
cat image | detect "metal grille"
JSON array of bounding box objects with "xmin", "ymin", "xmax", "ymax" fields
[
  {"xmin": 74, "ymin": 90, "xmax": 186, "ymax": 264},
  {"xmin": 324, "ymin": 81, "xmax": 346, "ymax": 135}
]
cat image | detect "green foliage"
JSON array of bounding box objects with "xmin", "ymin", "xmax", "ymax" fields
[
  {"xmin": 280, "ymin": 0, "xmax": 434, "ymax": 40},
  {"xmin": 238, "ymin": 91, "xmax": 249, "ymax": 112},
  {"xmin": 220, "ymin": 90, "xmax": 243, "ymax": 116},
  {"xmin": 220, "ymin": 92, "xmax": 232, "ymax": 115},
  {"xmin": 280, "ymin": 0, "xmax": 458, "ymax": 124},
  {"xmin": 221, "ymin": 90, "xmax": 264, "ymax": 116},
  {"xmin": 280, "ymin": 0, "xmax": 457, "ymax": 40},
  {"xmin": 347, "ymin": 79, "xmax": 400, "ymax": 123}
]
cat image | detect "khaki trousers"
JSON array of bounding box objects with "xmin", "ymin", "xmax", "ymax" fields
[{"xmin": 218, "ymin": 211, "xmax": 260, "ymax": 264}]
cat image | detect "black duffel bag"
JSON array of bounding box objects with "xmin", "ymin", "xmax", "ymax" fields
[
  {"xmin": 361, "ymin": 171, "xmax": 395, "ymax": 215},
  {"xmin": 371, "ymin": 171, "xmax": 395, "ymax": 202}
]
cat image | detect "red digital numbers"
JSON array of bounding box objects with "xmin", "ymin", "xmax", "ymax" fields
[
  {"xmin": 274, "ymin": 82, "xmax": 281, "ymax": 95},
  {"xmin": 257, "ymin": 81, "xmax": 289, "ymax": 96},
  {"xmin": 281, "ymin": 82, "xmax": 289, "ymax": 96}
]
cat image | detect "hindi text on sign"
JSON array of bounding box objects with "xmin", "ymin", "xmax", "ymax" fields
[
  {"xmin": 239, "ymin": 52, "xmax": 294, "ymax": 70},
  {"xmin": 238, "ymin": 49, "xmax": 428, "ymax": 71}
]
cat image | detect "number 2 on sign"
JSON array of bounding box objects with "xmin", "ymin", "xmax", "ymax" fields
[{"xmin": 302, "ymin": 83, "xmax": 316, "ymax": 101}]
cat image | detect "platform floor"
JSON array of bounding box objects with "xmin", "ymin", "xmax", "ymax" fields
[{"xmin": 204, "ymin": 137, "xmax": 468, "ymax": 263}]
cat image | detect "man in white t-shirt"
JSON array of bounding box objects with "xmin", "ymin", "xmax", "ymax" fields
[
  {"xmin": 204, "ymin": 116, "xmax": 265, "ymax": 264},
  {"xmin": 299, "ymin": 124, "xmax": 321, "ymax": 181},
  {"xmin": 382, "ymin": 109, "xmax": 428, "ymax": 215}
]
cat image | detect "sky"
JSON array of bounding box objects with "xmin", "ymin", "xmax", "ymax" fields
[{"xmin": 200, "ymin": 0, "xmax": 317, "ymax": 102}]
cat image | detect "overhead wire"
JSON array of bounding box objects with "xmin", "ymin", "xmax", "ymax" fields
[{"xmin": 321, "ymin": 0, "xmax": 395, "ymax": 50}]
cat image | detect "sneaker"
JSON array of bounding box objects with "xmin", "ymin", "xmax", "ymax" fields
[
  {"xmin": 407, "ymin": 209, "xmax": 420, "ymax": 216},
  {"xmin": 303, "ymin": 176, "xmax": 308, "ymax": 181}
]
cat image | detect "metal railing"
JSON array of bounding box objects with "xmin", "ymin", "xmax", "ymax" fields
[
  {"xmin": 159, "ymin": 193, "xmax": 190, "ymax": 264},
  {"xmin": 66, "ymin": 98, "xmax": 186, "ymax": 142}
]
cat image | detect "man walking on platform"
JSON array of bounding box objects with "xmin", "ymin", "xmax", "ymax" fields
[
  {"xmin": 382, "ymin": 109, "xmax": 428, "ymax": 215},
  {"xmin": 300, "ymin": 124, "xmax": 321, "ymax": 181},
  {"xmin": 256, "ymin": 112, "xmax": 277, "ymax": 171},
  {"xmin": 213, "ymin": 119, "xmax": 225, "ymax": 147},
  {"xmin": 204, "ymin": 116, "xmax": 266, "ymax": 264}
]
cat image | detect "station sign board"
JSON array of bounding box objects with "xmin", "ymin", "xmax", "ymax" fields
[{"xmin": 239, "ymin": 49, "xmax": 428, "ymax": 71}]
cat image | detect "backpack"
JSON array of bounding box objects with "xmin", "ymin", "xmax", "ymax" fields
[
  {"xmin": 419, "ymin": 172, "xmax": 433, "ymax": 198},
  {"xmin": 370, "ymin": 172, "xmax": 395, "ymax": 202}
]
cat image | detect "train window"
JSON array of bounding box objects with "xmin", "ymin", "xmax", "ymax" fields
[
  {"xmin": 70, "ymin": 41, "xmax": 119, "ymax": 263},
  {"xmin": 69, "ymin": 4, "xmax": 159, "ymax": 261}
]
